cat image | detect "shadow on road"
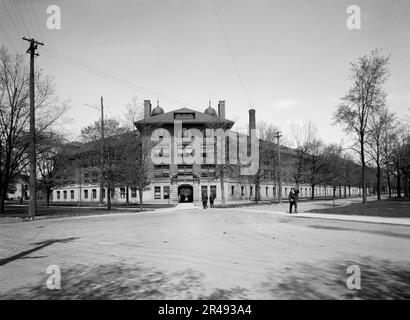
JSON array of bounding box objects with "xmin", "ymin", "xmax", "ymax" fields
[
  {"xmin": 1, "ymin": 263, "xmax": 248, "ymax": 300},
  {"xmin": 263, "ymin": 257, "xmax": 410, "ymax": 299},
  {"xmin": 0, "ymin": 237, "xmax": 78, "ymax": 267}
]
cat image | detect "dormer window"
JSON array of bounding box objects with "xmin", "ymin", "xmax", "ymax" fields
[{"xmin": 174, "ymin": 112, "xmax": 195, "ymax": 120}]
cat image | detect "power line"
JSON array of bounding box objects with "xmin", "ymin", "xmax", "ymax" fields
[
  {"xmin": 10, "ymin": 0, "xmax": 30, "ymax": 36},
  {"xmin": 1, "ymin": 0, "xmax": 24, "ymax": 37},
  {"xmin": 42, "ymin": 47, "xmax": 196, "ymax": 109},
  {"xmin": 21, "ymin": 0, "xmax": 39, "ymax": 40},
  {"xmin": 23, "ymin": 36, "xmax": 44, "ymax": 218},
  {"xmin": 30, "ymin": 0, "xmax": 44, "ymax": 41},
  {"xmin": 0, "ymin": 21, "xmax": 18, "ymax": 52},
  {"xmin": 210, "ymin": 0, "xmax": 251, "ymax": 107}
]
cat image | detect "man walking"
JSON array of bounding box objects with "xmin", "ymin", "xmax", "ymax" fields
[
  {"xmin": 202, "ymin": 192, "xmax": 208, "ymax": 209},
  {"xmin": 209, "ymin": 192, "xmax": 216, "ymax": 208},
  {"xmin": 288, "ymin": 187, "xmax": 299, "ymax": 213}
]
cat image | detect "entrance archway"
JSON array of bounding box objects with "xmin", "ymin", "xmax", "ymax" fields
[{"xmin": 178, "ymin": 184, "xmax": 193, "ymax": 203}]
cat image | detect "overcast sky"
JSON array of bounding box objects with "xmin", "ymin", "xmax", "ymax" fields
[{"xmin": 1, "ymin": 0, "xmax": 409, "ymax": 145}]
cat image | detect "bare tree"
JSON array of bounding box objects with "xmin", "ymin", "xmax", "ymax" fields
[
  {"xmin": 392, "ymin": 122, "xmax": 410, "ymax": 198},
  {"xmin": 321, "ymin": 144, "xmax": 345, "ymax": 198},
  {"xmin": 80, "ymin": 117, "xmax": 126, "ymax": 210},
  {"xmin": 0, "ymin": 47, "xmax": 66, "ymax": 213},
  {"xmin": 381, "ymin": 125, "xmax": 398, "ymax": 199},
  {"xmin": 255, "ymin": 121, "xmax": 280, "ymax": 203},
  {"xmin": 120, "ymin": 101, "xmax": 151, "ymax": 210},
  {"xmin": 123, "ymin": 96, "xmax": 143, "ymax": 130},
  {"xmin": 334, "ymin": 50, "xmax": 390, "ymax": 203},
  {"xmin": 367, "ymin": 106, "xmax": 396, "ymax": 200},
  {"xmin": 36, "ymin": 132, "xmax": 66, "ymax": 207},
  {"xmin": 290, "ymin": 119, "xmax": 319, "ymax": 186},
  {"xmin": 305, "ymin": 138, "xmax": 326, "ymax": 200}
]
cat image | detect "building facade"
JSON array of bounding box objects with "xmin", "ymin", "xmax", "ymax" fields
[{"xmin": 52, "ymin": 100, "xmax": 363, "ymax": 205}]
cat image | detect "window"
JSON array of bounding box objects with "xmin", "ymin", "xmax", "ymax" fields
[
  {"xmin": 92, "ymin": 189, "xmax": 97, "ymax": 199},
  {"xmin": 250, "ymin": 186, "xmax": 253, "ymax": 196},
  {"xmin": 241, "ymin": 186, "xmax": 244, "ymax": 196},
  {"xmin": 231, "ymin": 186, "xmax": 235, "ymax": 196},
  {"xmin": 178, "ymin": 165, "xmax": 193, "ymax": 176},
  {"xmin": 174, "ymin": 112, "xmax": 195, "ymax": 120},
  {"xmin": 57, "ymin": 191, "xmax": 60, "ymax": 200},
  {"xmin": 201, "ymin": 185, "xmax": 208, "ymax": 196},
  {"xmin": 102, "ymin": 188, "xmax": 106, "ymax": 199},
  {"xmin": 131, "ymin": 188, "xmax": 137, "ymax": 198},
  {"xmin": 154, "ymin": 186, "xmax": 161, "ymax": 199},
  {"xmin": 63, "ymin": 190, "xmax": 67, "ymax": 199},
  {"xmin": 70, "ymin": 190, "xmax": 74, "ymax": 199},
  {"xmin": 84, "ymin": 173, "xmax": 89, "ymax": 184},
  {"xmin": 266, "ymin": 187, "xmax": 268, "ymax": 196},
  {"xmin": 154, "ymin": 165, "xmax": 170, "ymax": 178},
  {"xmin": 273, "ymin": 187, "xmax": 275, "ymax": 196},
  {"xmin": 210, "ymin": 185, "xmax": 217, "ymax": 197},
  {"xmin": 92, "ymin": 172, "xmax": 98, "ymax": 183},
  {"xmin": 201, "ymin": 165, "xmax": 215, "ymax": 177},
  {"xmin": 120, "ymin": 188, "xmax": 126, "ymax": 198},
  {"xmin": 84, "ymin": 189, "xmax": 88, "ymax": 199},
  {"xmin": 163, "ymin": 186, "xmax": 170, "ymax": 199}
]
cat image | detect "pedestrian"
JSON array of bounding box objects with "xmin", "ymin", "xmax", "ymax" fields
[
  {"xmin": 202, "ymin": 192, "xmax": 208, "ymax": 209},
  {"xmin": 288, "ymin": 187, "xmax": 299, "ymax": 213},
  {"xmin": 209, "ymin": 192, "xmax": 216, "ymax": 208}
]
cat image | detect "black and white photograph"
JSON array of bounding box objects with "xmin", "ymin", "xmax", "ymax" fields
[{"xmin": 0, "ymin": 0, "xmax": 410, "ymax": 306}]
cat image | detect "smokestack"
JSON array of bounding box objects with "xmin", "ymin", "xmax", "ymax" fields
[
  {"xmin": 144, "ymin": 100, "xmax": 152, "ymax": 119},
  {"xmin": 249, "ymin": 109, "xmax": 256, "ymax": 136},
  {"xmin": 218, "ymin": 100, "xmax": 225, "ymax": 119}
]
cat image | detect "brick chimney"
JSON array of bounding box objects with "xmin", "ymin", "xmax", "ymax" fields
[
  {"xmin": 249, "ymin": 109, "xmax": 256, "ymax": 136},
  {"xmin": 218, "ymin": 100, "xmax": 225, "ymax": 119},
  {"xmin": 144, "ymin": 100, "xmax": 152, "ymax": 119}
]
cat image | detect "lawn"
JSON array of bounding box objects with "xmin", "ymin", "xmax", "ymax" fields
[
  {"xmin": 0, "ymin": 204, "xmax": 143, "ymax": 220},
  {"xmin": 306, "ymin": 199, "xmax": 410, "ymax": 217}
]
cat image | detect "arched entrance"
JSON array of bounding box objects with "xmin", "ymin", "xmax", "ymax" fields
[{"xmin": 178, "ymin": 184, "xmax": 193, "ymax": 203}]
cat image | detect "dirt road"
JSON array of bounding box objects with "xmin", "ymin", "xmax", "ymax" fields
[{"xmin": 1, "ymin": 199, "xmax": 409, "ymax": 299}]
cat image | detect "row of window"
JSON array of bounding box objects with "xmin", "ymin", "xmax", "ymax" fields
[
  {"xmin": 56, "ymin": 185, "xmax": 360, "ymax": 201},
  {"xmin": 229, "ymin": 186, "xmax": 356, "ymax": 198},
  {"xmin": 154, "ymin": 165, "xmax": 216, "ymax": 178},
  {"xmin": 154, "ymin": 186, "xmax": 170, "ymax": 199},
  {"xmin": 56, "ymin": 188, "xmax": 140, "ymax": 200},
  {"xmin": 83, "ymin": 172, "xmax": 99, "ymax": 184}
]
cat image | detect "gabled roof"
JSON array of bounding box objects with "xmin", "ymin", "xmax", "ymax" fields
[{"xmin": 134, "ymin": 107, "xmax": 235, "ymax": 127}]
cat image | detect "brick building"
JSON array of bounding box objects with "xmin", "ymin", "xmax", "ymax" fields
[{"xmin": 51, "ymin": 100, "xmax": 362, "ymax": 205}]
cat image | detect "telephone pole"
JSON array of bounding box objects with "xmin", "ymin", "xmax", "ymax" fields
[
  {"xmin": 274, "ymin": 131, "xmax": 283, "ymax": 203},
  {"xmin": 23, "ymin": 37, "xmax": 44, "ymax": 218},
  {"xmin": 99, "ymin": 96, "xmax": 105, "ymax": 205}
]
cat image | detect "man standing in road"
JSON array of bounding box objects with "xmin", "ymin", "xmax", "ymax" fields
[
  {"xmin": 202, "ymin": 192, "xmax": 208, "ymax": 209},
  {"xmin": 288, "ymin": 187, "xmax": 299, "ymax": 214},
  {"xmin": 209, "ymin": 192, "xmax": 216, "ymax": 208}
]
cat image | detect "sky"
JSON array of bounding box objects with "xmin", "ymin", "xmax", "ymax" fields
[{"xmin": 1, "ymin": 0, "xmax": 409, "ymax": 146}]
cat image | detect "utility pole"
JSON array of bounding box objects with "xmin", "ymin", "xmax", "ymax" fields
[
  {"xmin": 99, "ymin": 96, "xmax": 105, "ymax": 205},
  {"xmin": 274, "ymin": 131, "xmax": 283, "ymax": 203},
  {"xmin": 23, "ymin": 37, "xmax": 44, "ymax": 218}
]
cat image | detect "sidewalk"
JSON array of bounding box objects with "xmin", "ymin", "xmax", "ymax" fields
[
  {"xmin": 221, "ymin": 207, "xmax": 410, "ymax": 226},
  {"xmin": 289, "ymin": 211, "xmax": 410, "ymax": 226}
]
